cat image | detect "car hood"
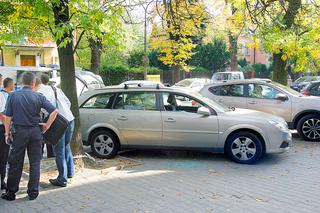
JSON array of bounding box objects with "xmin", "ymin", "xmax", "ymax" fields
[
  {"xmin": 292, "ymin": 95, "xmax": 320, "ymax": 103},
  {"xmin": 223, "ymin": 108, "xmax": 286, "ymax": 123}
]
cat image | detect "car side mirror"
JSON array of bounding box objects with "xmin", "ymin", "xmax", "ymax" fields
[
  {"xmin": 197, "ymin": 107, "xmax": 210, "ymax": 116},
  {"xmin": 276, "ymin": 93, "xmax": 288, "ymax": 101}
]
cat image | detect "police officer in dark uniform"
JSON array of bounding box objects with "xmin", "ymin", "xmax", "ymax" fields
[{"xmin": 1, "ymin": 72, "xmax": 58, "ymax": 201}]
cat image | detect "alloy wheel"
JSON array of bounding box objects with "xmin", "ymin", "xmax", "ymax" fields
[
  {"xmin": 93, "ymin": 134, "xmax": 114, "ymax": 156},
  {"xmin": 302, "ymin": 118, "xmax": 320, "ymax": 140},
  {"xmin": 231, "ymin": 137, "xmax": 257, "ymax": 161}
]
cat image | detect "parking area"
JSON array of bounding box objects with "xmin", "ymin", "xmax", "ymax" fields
[{"xmin": 1, "ymin": 132, "xmax": 320, "ymax": 213}]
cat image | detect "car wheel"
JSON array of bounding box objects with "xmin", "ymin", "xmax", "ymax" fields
[
  {"xmin": 90, "ymin": 130, "xmax": 119, "ymax": 159},
  {"xmin": 297, "ymin": 114, "xmax": 320, "ymax": 141},
  {"xmin": 226, "ymin": 131, "xmax": 264, "ymax": 164}
]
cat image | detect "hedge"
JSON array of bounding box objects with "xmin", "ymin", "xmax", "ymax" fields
[{"xmin": 101, "ymin": 64, "xmax": 161, "ymax": 85}]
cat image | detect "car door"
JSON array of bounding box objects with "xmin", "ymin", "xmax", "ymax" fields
[
  {"xmin": 161, "ymin": 92, "xmax": 219, "ymax": 148},
  {"xmin": 112, "ymin": 91, "xmax": 162, "ymax": 146},
  {"xmin": 247, "ymin": 83, "xmax": 292, "ymax": 122},
  {"xmin": 208, "ymin": 84, "xmax": 247, "ymax": 108}
]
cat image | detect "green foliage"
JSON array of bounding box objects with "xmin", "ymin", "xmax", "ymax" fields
[
  {"xmin": 252, "ymin": 63, "xmax": 271, "ymax": 78},
  {"xmin": 189, "ymin": 38, "xmax": 230, "ymax": 71},
  {"xmin": 190, "ymin": 66, "xmax": 210, "ymax": 73},
  {"xmin": 100, "ymin": 62, "xmax": 160, "ymax": 85},
  {"xmin": 238, "ymin": 58, "xmax": 248, "ymax": 68},
  {"xmin": 128, "ymin": 50, "xmax": 144, "ymax": 68}
]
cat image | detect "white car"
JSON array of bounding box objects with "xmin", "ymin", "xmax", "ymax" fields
[
  {"xmin": 50, "ymin": 70, "xmax": 105, "ymax": 97},
  {"xmin": 172, "ymin": 78, "xmax": 212, "ymax": 92},
  {"xmin": 211, "ymin": 71, "xmax": 244, "ymax": 82}
]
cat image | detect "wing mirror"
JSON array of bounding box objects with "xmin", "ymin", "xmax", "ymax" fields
[
  {"xmin": 197, "ymin": 107, "xmax": 211, "ymax": 116},
  {"xmin": 276, "ymin": 93, "xmax": 288, "ymax": 101}
]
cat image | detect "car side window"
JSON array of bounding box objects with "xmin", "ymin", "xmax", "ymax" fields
[
  {"xmin": 82, "ymin": 93, "xmax": 116, "ymax": 109},
  {"xmin": 114, "ymin": 92, "xmax": 157, "ymax": 111},
  {"xmin": 208, "ymin": 86, "xmax": 220, "ymax": 95},
  {"xmin": 248, "ymin": 84, "xmax": 281, "ymax": 99},
  {"xmin": 228, "ymin": 84, "xmax": 245, "ymax": 97},
  {"xmin": 163, "ymin": 93, "xmax": 204, "ymax": 113},
  {"xmin": 310, "ymin": 84, "xmax": 320, "ymax": 96},
  {"xmin": 209, "ymin": 85, "xmax": 244, "ymax": 97}
]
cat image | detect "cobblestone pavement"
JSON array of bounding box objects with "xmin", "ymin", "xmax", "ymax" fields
[{"xmin": 1, "ymin": 132, "xmax": 320, "ymax": 213}]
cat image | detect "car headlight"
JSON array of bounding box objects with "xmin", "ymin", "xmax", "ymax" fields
[{"xmin": 268, "ymin": 120, "xmax": 288, "ymax": 131}]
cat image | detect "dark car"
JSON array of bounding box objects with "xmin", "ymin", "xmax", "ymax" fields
[
  {"xmin": 301, "ymin": 81, "xmax": 320, "ymax": 96},
  {"xmin": 291, "ymin": 76, "xmax": 320, "ymax": 91}
]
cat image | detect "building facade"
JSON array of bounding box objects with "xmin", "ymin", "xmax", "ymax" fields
[{"xmin": 0, "ymin": 38, "xmax": 59, "ymax": 67}]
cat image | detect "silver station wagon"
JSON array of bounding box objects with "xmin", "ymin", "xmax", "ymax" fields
[{"xmin": 79, "ymin": 86, "xmax": 292, "ymax": 164}]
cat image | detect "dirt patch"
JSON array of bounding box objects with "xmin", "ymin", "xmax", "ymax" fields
[{"xmin": 18, "ymin": 153, "xmax": 143, "ymax": 195}]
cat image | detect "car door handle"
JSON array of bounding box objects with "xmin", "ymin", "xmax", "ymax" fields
[
  {"xmin": 165, "ymin": 118, "xmax": 176, "ymax": 122},
  {"xmin": 117, "ymin": 116, "xmax": 128, "ymax": 121},
  {"xmin": 248, "ymin": 101, "xmax": 257, "ymax": 105}
]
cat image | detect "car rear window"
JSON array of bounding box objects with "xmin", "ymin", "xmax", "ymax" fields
[{"xmin": 82, "ymin": 93, "xmax": 116, "ymax": 109}]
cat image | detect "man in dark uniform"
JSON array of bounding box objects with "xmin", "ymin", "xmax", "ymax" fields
[{"xmin": 1, "ymin": 72, "xmax": 58, "ymax": 201}]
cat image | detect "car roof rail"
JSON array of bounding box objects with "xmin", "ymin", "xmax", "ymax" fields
[{"xmin": 123, "ymin": 83, "xmax": 162, "ymax": 89}]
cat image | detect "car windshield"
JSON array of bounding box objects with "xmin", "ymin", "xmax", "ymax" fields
[
  {"xmin": 272, "ymin": 82, "xmax": 303, "ymax": 96},
  {"xmin": 212, "ymin": 73, "xmax": 230, "ymax": 81},
  {"xmin": 191, "ymin": 92, "xmax": 231, "ymax": 112},
  {"xmin": 296, "ymin": 76, "xmax": 320, "ymax": 83},
  {"xmin": 175, "ymin": 79, "xmax": 193, "ymax": 87}
]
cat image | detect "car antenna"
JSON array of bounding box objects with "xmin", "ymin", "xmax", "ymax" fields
[{"xmin": 124, "ymin": 84, "xmax": 128, "ymax": 89}]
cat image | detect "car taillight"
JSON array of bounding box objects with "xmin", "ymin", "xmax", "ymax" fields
[{"xmin": 303, "ymin": 91, "xmax": 310, "ymax": 96}]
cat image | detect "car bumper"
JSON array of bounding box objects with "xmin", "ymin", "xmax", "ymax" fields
[{"xmin": 268, "ymin": 130, "xmax": 292, "ymax": 153}]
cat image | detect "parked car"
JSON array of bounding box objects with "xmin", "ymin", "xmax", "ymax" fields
[
  {"xmin": 200, "ymin": 79, "xmax": 320, "ymax": 141},
  {"xmin": 119, "ymin": 80, "xmax": 164, "ymax": 87},
  {"xmin": 211, "ymin": 71, "xmax": 244, "ymax": 82},
  {"xmin": 291, "ymin": 76, "xmax": 320, "ymax": 91},
  {"xmin": 50, "ymin": 70, "xmax": 105, "ymax": 97},
  {"xmin": 300, "ymin": 81, "xmax": 320, "ymax": 96},
  {"xmin": 0, "ymin": 66, "xmax": 57, "ymax": 89},
  {"xmin": 172, "ymin": 78, "xmax": 212, "ymax": 92},
  {"xmin": 79, "ymin": 86, "xmax": 291, "ymax": 164}
]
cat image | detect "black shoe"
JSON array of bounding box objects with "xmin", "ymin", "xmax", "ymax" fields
[
  {"xmin": 27, "ymin": 190, "xmax": 39, "ymax": 201},
  {"xmin": 1, "ymin": 192, "xmax": 16, "ymax": 201},
  {"xmin": 49, "ymin": 179, "xmax": 66, "ymax": 187}
]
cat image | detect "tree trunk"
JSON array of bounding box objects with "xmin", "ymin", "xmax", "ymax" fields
[
  {"xmin": 89, "ymin": 37, "xmax": 102, "ymax": 75},
  {"xmin": 272, "ymin": 52, "xmax": 287, "ymax": 85},
  {"xmin": 228, "ymin": 33, "xmax": 238, "ymax": 71},
  {"xmin": 52, "ymin": 0, "xmax": 83, "ymax": 156}
]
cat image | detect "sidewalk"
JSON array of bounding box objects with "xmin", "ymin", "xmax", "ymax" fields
[{"xmin": 1, "ymin": 135, "xmax": 320, "ymax": 213}]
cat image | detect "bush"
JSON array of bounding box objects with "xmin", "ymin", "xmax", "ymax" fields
[
  {"xmin": 101, "ymin": 63, "xmax": 161, "ymax": 85},
  {"xmin": 128, "ymin": 50, "xmax": 144, "ymax": 67},
  {"xmin": 252, "ymin": 63, "xmax": 271, "ymax": 78}
]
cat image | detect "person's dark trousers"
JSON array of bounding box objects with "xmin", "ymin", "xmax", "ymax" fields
[
  {"xmin": 6, "ymin": 126, "xmax": 43, "ymax": 199},
  {"xmin": 46, "ymin": 144, "xmax": 55, "ymax": 158},
  {"xmin": 0, "ymin": 125, "xmax": 10, "ymax": 189}
]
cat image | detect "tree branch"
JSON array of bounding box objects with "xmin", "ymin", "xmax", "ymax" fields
[{"xmin": 73, "ymin": 30, "xmax": 86, "ymax": 53}]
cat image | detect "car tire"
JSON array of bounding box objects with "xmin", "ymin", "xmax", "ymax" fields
[
  {"xmin": 297, "ymin": 114, "xmax": 320, "ymax": 141},
  {"xmin": 90, "ymin": 130, "xmax": 120, "ymax": 159},
  {"xmin": 226, "ymin": 131, "xmax": 264, "ymax": 164}
]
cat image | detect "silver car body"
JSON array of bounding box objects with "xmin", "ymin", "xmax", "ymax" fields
[
  {"xmin": 172, "ymin": 78, "xmax": 212, "ymax": 92},
  {"xmin": 79, "ymin": 87, "xmax": 291, "ymax": 155},
  {"xmin": 200, "ymin": 79, "xmax": 320, "ymax": 128}
]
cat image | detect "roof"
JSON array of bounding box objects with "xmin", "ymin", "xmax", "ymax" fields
[
  {"xmin": 204, "ymin": 78, "xmax": 272, "ymax": 86},
  {"xmin": 78, "ymin": 85, "xmax": 182, "ymax": 104}
]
